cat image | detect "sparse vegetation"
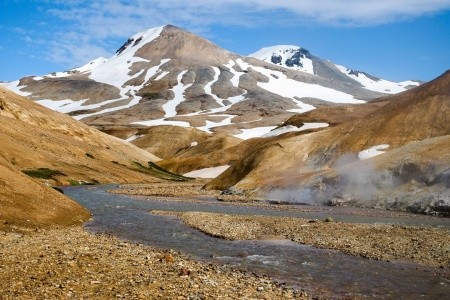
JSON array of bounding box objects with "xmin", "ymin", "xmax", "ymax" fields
[
  {"xmin": 68, "ymin": 179, "xmax": 97, "ymax": 186},
  {"xmin": 68, "ymin": 179, "xmax": 82, "ymax": 186},
  {"xmin": 22, "ymin": 168, "xmax": 66, "ymax": 179},
  {"xmin": 85, "ymin": 152, "xmax": 95, "ymax": 159},
  {"xmin": 132, "ymin": 161, "xmax": 193, "ymax": 181}
]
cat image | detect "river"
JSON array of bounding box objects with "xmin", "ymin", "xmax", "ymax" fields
[{"xmin": 63, "ymin": 185, "xmax": 450, "ymax": 299}]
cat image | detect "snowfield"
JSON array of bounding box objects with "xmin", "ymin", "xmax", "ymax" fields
[{"xmin": 335, "ymin": 65, "xmax": 419, "ymax": 94}]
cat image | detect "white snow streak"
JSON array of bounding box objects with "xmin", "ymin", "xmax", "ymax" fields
[
  {"xmin": 132, "ymin": 118, "xmax": 191, "ymax": 127},
  {"xmin": 224, "ymin": 60, "xmax": 242, "ymax": 87},
  {"xmin": 204, "ymin": 67, "xmax": 224, "ymax": 106},
  {"xmin": 197, "ymin": 114, "xmax": 235, "ymax": 133},
  {"xmin": 125, "ymin": 134, "xmax": 144, "ymax": 142},
  {"xmin": 154, "ymin": 71, "xmax": 170, "ymax": 81},
  {"xmin": 162, "ymin": 70, "xmax": 192, "ymax": 118}
]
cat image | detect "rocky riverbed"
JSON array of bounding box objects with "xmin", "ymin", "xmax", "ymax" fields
[
  {"xmin": 0, "ymin": 228, "xmax": 307, "ymax": 299},
  {"xmin": 110, "ymin": 181, "xmax": 264, "ymax": 203},
  {"xmin": 153, "ymin": 211, "xmax": 450, "ymax": 268}
]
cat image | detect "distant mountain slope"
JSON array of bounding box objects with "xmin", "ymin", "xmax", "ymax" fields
[
  {"xmin": 249, "ymin": 45, "xmax": 420, "ymax": 94},
  {"xmin": 203, "ymin": 70, "xmax": 449, "ymax": 214},
  {"xmin": 1, "ymin": 25, "xmax": 417, "ymax": 140}
]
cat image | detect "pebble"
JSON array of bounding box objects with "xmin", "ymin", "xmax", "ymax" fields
[{"xmin": 0, "ymin": 228, "xmax": 307, "ymax": 299}]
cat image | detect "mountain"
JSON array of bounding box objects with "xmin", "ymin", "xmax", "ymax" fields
[
  {"xmin": 0, "ymin": 85, "xmax": 183, "ymax": 230},
  {"xmin": 249, "ymin": 45, "xmax": 420, "ymax": 93},
  {"xmin": 1, "ymin": 25, "xmax": 419, "ymax": 141}
]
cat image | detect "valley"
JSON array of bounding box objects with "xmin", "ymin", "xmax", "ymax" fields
[{"xmin": 0, "ymin": 23, "xmax": 448, "ymax": 299}]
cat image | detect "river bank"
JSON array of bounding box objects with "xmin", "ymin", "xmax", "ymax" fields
[{"xmin": 0, "ymin": 227, "xmax": 306, "ymax": 299}]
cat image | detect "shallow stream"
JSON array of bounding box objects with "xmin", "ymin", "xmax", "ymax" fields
[{"xmin": 64, "ymin": 185, "xmax": 449, "ymax": 299}]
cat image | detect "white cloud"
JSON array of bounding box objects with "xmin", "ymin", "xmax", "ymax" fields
[{"xmin": 41, "ymin": 0, "xmax": 450, "ymax": 66}]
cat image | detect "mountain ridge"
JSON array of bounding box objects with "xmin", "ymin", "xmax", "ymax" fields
[{"xmin": 1, "ymin": 25, "xmax": 420, "ymax": 141}]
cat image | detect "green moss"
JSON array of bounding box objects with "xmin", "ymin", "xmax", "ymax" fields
[
  {"xmin": 22, "ymin": 168, "xmax": 66, "ymax": 179},
  {"xmin": 132, "ymin": 161, "xmax": 193, "ymax": 182},
  {"xmin": 68, "ymin": 179, "xmax": 98, "ymax": 186},
  {"xmin": 68, "ymin": 179, "xmax": 82, "ymax": 186}
]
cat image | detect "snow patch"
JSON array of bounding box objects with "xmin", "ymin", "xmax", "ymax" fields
[
  {"xmin": 72, "ymin": 57, "xmax": 108, "ymax": 74},
  {"xmin": 154, "ymin": 71, "xmax": 170, "ymax": 81},
  {"xmin": 358, "ymin": 144, "xmax": 390, "ymax": 160},
  {"xmin": 190, "ymin": 141, "xmax": 198, "ymax": 147},
  {"xmin": 236, "ymin": 59, "xmax": 362, "ymax": 109},
  {"xmin": 144, "ymin": 59, "xmax": 170, "ymax": 83},
  {"xmin": 254, "ymin": 64, "xmax": 363, "ymax": 104},
  {"xmin": 234, "ymin": 126, "xmax": 277, "ymax": 140},
  {"xmin": 125, "ymin": 134, "xmax": 144, "ymax": 142},
  {"xmin": 197, "ymin": 114, "xmax": 235, "ymax": 133},
  {"xmin": 132, "ymin": 118, "xmax": 191, "ymax": 128},
  {"xmin": 204, "ymin": 67, "xmax": 224, "ymax": 106},
  {"xmin": 74, "ymin": 91, "xmax": 142, "ymax": 120},
  {"xmin": 183, "ymin": 165, "xmax": 230, "ymax": 178},
  {"xmin": 162, "ymin": 70, "xmax": 192, "ymax": 118},
  {"xmin": 224, "ymin": 60, "xmax": 243, "ymax": 87},
  {"xmin": 1, "ymin": 80, "xmax": 32, "ymax": 97}
]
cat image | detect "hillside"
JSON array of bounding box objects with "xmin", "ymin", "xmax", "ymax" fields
[
  {"xmin": 0, "ymin": 86, "xmax": 172, "ymax": 230},
  {"xmin": 204, "ymin": 70, "xmax": 450, "ymax": 214}
]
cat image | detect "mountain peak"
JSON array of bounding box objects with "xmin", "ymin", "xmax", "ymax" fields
[
  {"xmin": 115, "ymin": 26, "xmax": 165, "ymax": 55},
  {"xmin": 250, "ymin": 45, "xmax": 314, "ymax": 74}
]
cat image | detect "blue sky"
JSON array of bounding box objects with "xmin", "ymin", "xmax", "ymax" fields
[{"xmin": 1, "ymin": 0, "xmax": 449, "ymax": 82}]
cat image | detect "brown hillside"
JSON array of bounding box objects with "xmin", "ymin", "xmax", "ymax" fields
[
  {"xmin": 0, "ymin": 156, "xmax": 90, "ymax": 231},
  {"xmin": 0, "ymin": 87, "xmax": 161, "ymax": 185},
  {"xmin": 206, "ymin": 70, "xmax": 450, "ymax": 192},
  {"xmin": 156, "ymin": 134, "xmax": 294, "ymax": 175},
  {"xmin": 132, "ymin": 126, "xmax": 241, "ymax": 159},
  {"xmin": 0, "ymin": 87, "xmax": 165, "ymax": 230}
]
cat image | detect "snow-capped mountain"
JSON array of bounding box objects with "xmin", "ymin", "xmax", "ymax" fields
[
  {"xmin": 250, "ymin": 45, "xmax": 315, "ymax": 74},
  {"xmin": 250, "ymin": 45, "xmax": 420, "ymax": 94},
  {"xmin": 1, "ymin": 25, "xmax": 420, "ymax": 140}
]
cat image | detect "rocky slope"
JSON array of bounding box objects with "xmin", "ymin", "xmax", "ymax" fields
[{"xmin": 0, "ymin": 86, "xmax": 168, "ymax": 230}]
